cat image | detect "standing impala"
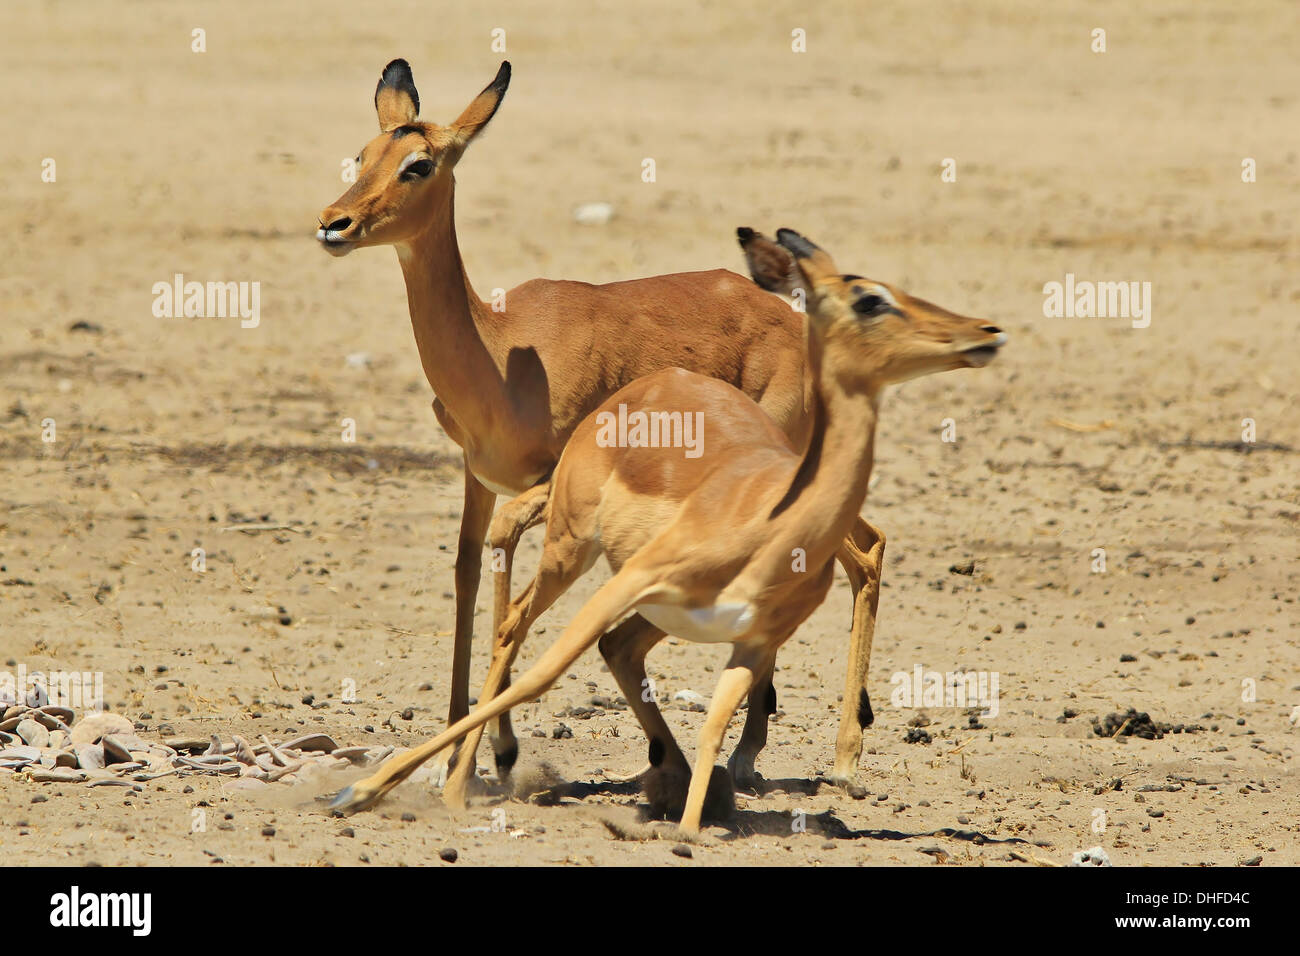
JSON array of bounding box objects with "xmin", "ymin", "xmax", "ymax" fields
[
  {"xmin": 329, "ymin": 228, "xmax": 1007, "ymax": 832},
  {"xmin": 317, "ymin": 60, "xmax": 886, "ymax": 806}
]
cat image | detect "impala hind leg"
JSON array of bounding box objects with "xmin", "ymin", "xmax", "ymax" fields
[
  {"xmin": 442, "ymin": 482, "xmax": 551, "ymax": 808},
  {"xmin": 727, "ymin": 656, "xmax": 777, "ymax": 790},
  {"xmin": 598, "ymin": 616, "xmax": 728, "ymax": 820},
  {"xmin": 331, "ymin": 564, "xmax": 660, "ymax": 814},
  {"xmin": 678, "ymin": 642, "xmax": 776, "ymax": 836},
  {"xmin": 831, "ymin": 517, "xmax": 885, "ymax": 788}
]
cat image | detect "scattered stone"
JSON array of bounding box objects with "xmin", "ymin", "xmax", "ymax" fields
[
  {"xmin": 1070, "ymin": 846, "xmax": 1112, "ymax": 867},
  {"xmin": 29, "ymin": 767, "xmax": 86, "ymax": 783},
  {"xmin": 76, "ymin": 745, "xmax": 106, "ymax": 770},
  {"xmin": 671, "ymin": 844, "xmax": 693, "ymax": 859},
  {"xmin": 100, "ymin": 735, "xmax": 134, "ymax": 765},
  {"xmin": 0, "ymin": 745, "xmax": 41, "ymax": 764},
  {"xmin": 573, "ymin": 201, "xmax": 614, "ymax": 226},
  {"xmin": 164, "ymin": 737, "xmax": 209, "ymax": 754},
  {"xmin": 69, "ymin": 712, "xmax": 134, "ymax": 747},
  {"xmin": 326, "ymin": 747, "xmax": 367, "ymax": 766},
  {"xmin": 439, "ymin": 847, "xmax": 458, "ymax": 863},
  {"xmin": 232, "ymin": 735, "xmax": 258, "ymax": 765},
  {"xmin": 16, "ymin": 719, "xmax": 49, "ymax": 748}
]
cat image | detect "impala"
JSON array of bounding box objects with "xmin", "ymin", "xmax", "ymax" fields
[
  {"xmin": 330, "ymin": 228, "xmax": 1007, "ymax": 832},
  {"xmin": 317, "ymin": 61, "xmax": 888, "ymax": 806}
]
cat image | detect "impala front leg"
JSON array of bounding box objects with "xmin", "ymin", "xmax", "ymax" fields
[
  {"xmin": 442, "ymin": 481, "xmax": 549, "ymax": 808},
  {"xmin": 436, "ymin": 461, "xmax": 496, "ymax": 787}
]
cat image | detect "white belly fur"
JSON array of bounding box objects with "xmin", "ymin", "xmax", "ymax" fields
[
  {"xmin": 475, "ymin": 475, "xmax": 523, "ymax": 497},
  {"xmin": 636, "ymin": 601, "xmax": 756, "ymax": 644}
]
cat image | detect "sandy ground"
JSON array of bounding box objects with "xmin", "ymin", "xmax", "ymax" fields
[{"xmin": 1, "ymin": 0, "xmax": 1297, "ymax": 867}]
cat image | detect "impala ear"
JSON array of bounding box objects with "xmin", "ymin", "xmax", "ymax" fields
[
  {"xmin": 737, "ymin": 227, "xmax": 803, "ymax": 297},
  {"xmin": 375, "ymin": 59, "xmax": 420, "ymax": 132},
  {"xmin": 450, "ymin": 61, "xmax": 511, "ymax": 150},
  {"xmin": 776, "ymin": 228, "xmax": 840, "ymax": 286}
]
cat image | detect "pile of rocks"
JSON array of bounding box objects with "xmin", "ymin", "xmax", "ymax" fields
[{"xmin": 0, "ymin": 697, "xmax": 391, "ymax": 788}]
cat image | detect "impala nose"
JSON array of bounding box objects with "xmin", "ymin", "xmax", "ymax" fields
[
  {"xmin": 980, "ymin": 324, "xmax": 1003, "ymax": 335},
  {"xmin": 324, "ymin": 216, "xmax": 352, "ymax": 233}
]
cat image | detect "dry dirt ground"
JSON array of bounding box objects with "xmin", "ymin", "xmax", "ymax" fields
[{"xmin": 1, "ymin": 1, "xmax": 1297, "ymax": 867}]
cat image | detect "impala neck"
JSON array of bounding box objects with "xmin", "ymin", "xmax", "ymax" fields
[
  {"xmin": 395, "ymin": 185, "xmax": 510, "ymax": 439},
  {"xmin": 773, "ymin": 328, "xmax": 879, "ymax": 565}
]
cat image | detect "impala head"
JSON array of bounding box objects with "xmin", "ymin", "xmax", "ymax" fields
[
  {"xmin": 738, "ymin": 227, "xmax": 1006, "ymax": 391},
  {"xmin": 316, "ymin": 60, "xmax": 511, "ymax": 256}
]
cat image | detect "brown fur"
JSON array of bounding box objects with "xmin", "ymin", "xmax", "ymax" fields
[
  {"xmin": 329, "ymin": 230, "xmax": 1006, "ymax": 834},
  {"xmin": 317, "ymin": 62, "xmax": 880, "ymax": 808}
]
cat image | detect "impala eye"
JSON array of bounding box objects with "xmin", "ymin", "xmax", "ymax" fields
[
  {"xmin": 400, "ymin": 159, "xmax": 434, "ymax": 181},
  {"xmin": 853, "ymin": 294, "xmax": 887, "ymax": 317}
]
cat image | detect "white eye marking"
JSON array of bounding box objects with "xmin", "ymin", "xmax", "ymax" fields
[
  {"xmin": 396, "ymin": 151, "xmax": 431, "ymax": 176},
  {"xmin": 868, "ymin": 284, "xmax": 897, "ymax": 308}
]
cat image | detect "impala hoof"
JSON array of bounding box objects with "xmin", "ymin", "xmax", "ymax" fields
[
  {"xmin": 727, "ymin": 752, "xmax": 762, "ymax": 792},
  {"xmin": 328, "ymin": 783, "xmax": 380, "ymax": 815},
  {"xmin": 826, "ymin": 774, "xmax": 868, "ymax": 800},
  {"xmin": 645, "ymin": 764, "xmax": 735, "ymax": 823}
]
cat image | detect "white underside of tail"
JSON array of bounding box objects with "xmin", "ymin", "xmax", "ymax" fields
[{"xmin": 635, "ymin": 601, "xmax": 755, "ymax": 644}]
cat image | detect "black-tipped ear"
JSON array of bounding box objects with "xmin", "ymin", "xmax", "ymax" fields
[
  {"xmin": 451, "ymin": 61, "xmax": 511, "ymax": 144},
  {"xmin": 775, "ymin": 228, "xmax": 822, "ymax": 260},
  {"xmin": 775, "ymin": 227, "xmax": 840, "ymax": 282},
  {"xmin": 483, "ymin": 61, "xmax": 511, "ymax": 99},
  {"xmin": 738, "ymin": 226, "xmax": 802, "ymax": 296},
  {"xmin": 376, "ymin": 59, "xmax": 420, "ymax": 131}
]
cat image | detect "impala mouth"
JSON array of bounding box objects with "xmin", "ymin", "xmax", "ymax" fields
[
  {"xmin": 317, "ymin": 228, "xmax": 356, "ymax": 257},
  {"xmin": 960, "ymin": 333, "xmax": 1007, "ymax": 367}
]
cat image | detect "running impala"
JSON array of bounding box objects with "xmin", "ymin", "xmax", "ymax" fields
[{"xmin": 330, "ymin": 228, "xmax": 1007, "ymax": 832}]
